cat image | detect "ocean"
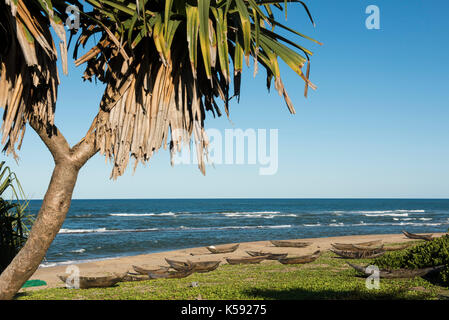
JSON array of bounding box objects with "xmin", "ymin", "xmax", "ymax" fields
[{"xmin": 28, "ymin": 199, "xmax": 449, "ymax": 267}]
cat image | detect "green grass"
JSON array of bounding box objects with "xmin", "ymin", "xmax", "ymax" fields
[{"xmin": 17, "ymin": 248, "xmax": 449, "ymax": 300}]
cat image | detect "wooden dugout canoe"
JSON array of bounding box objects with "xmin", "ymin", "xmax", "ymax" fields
[
  {"xmin": 246, "ymin": 251, "xmax": 288, "ymax": 260},
  {"xmin": 270, "ymin": 240, "xmax": 311, "ymax": 248},
  {"xmin": 132, "ymin": 265, "xmax": 170, "ymax": 275},
  {"xmin": 348, "ymin": 263, "xmax": 445, "ymax": 279},
  {"xmin": 402, "ymin": 230, "xmax": 433, "ymax": 241},
  {"xmin": 189, "ymin": 260, "xmax": 221, "ymax": 273},
  {"xmin": 330, "ymin": 248, "xmax": 386, "ymax": 259},
  {"xmin": 165, "ymin": 258, "xmax": 221, "ymax": 273},
  {"xmin": 147, "ymin": 269, "xmax": 194, "ymax": 279},
  {"xmin": 58, "ymin": 273, "xmax": 125, "ymax": 289},
  {"xmin": 206, "ymin": 243, "xmax": 240, "ymax": 254},
  {"xmin": 331, "ymin": 240, "xmax": 383, "ymax": 251},
  {"xmin": 277, "ymin": 250, "xmax": 321, "ymax": 265},
  {"xmin": 225, "ymin": 256, "xmax": 266, "ymax": 265}
]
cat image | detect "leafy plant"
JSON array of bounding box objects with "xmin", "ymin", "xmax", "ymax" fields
[
  {"xmin": 374, "ymin": 236, "xmax": 449, "ymax": 287},
  {"xmin": 0, "ymin": 161, "xmax": 31, "ymax": 274}
]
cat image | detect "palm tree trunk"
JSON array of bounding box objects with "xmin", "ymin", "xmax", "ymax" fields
[
  {"xmin": 0, "ymin": 161, "xmax": 80, "ymax": 299},
  {"xmin": 0, "ymin": 117, "xmax": 99, "ymax": 300}
]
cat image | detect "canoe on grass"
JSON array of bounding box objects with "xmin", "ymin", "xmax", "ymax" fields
[
  {"xmin": 133, "ymin": 265, "xmax": 170, "ymax": 275},
  {"xmin": 189, "ymin": 260, "xmax": 221, "ymax": 273},
  {"xmin": 58, "ymin": 273, "xmax": 125, "ymax": 289},
  {"xmin": 402, "ymin": 230, "xmax": 433, "ymax": 241},
  {"xmin": 165, "ymin": 258, "xmax": 221, "ymax": 273},
  {"xmin": 278, "ymin": 250, "xmax": 321, "ymax": 265},
  {"xmin": 270, "ymin": 240, "xmax": 311, "ymax": 248},
  {"xmin": 348, "ymin": 263, "xmax": 445, "ymax": 279},
  {"xmin": 225, "ymin": 256, "xmax": 266, "ymax": 265},
  {"xmin": 147, "ymin": 269, "xmax": 194, "ymax": 279},
  {"xmin": 331, "ymin": 240, "xmax": 383, "ymax": 251},
  {"xmin": 206, "ymin": 243, "xmax": 240, "ymax": 254},
  {"xmin": 246, "ymin": 251, "xmax": 288, "ymax": 260},
  {"xmin": 330, "ymin": 248, "xmax": 385, "ymax": 259}
]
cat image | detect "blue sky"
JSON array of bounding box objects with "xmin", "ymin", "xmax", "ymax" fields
[{"xmin": 3, "ymin": 0, "xmax": 449, "ymax": 199}]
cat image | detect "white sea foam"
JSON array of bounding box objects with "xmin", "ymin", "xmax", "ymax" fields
[
  {"xmin": 71, "ymin": 249, "xmax": 86, "ymax": 253},
  {"xmin": 109, "ymin": 212, "xmax": 176, "ymax": 217},
  {"xmin": 59, "ymin": 227, "xmax": 159, "ymax": 234},
  {"xmin": 39, "ymin": 257, "xmax": 117, "ymax": 268},
  {"xmin": 364, "ymin": 213, "xmax": 409, "ymax": 217},
  {"xmin": 329, "ymin": 222, "xmax": 345, "ymax": 227}
]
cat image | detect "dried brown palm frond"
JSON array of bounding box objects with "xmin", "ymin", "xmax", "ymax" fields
[
  {"xmin": 76, "ymin": 0, "xmax": 321, "ymax": 179},
  {"xmin": 0, "ymin": 0, "xmax": 69, "ymax": 159}
]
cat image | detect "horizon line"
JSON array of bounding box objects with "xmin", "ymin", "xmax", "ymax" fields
[{"xmin": 25, "ymin": 197, "xmax": 449, "ymax": 201}]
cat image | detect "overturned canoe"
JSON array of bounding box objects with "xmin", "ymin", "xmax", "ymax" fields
[
  {"xmin": 402, "ymin": 230, "xmax": 433, "ymax": 241},
  {"xmin": 58, "ymin": 273, "xmax": 125, "ymax": 289},
  {"xmin": 348, "ymin": 263, "xmax": 445, "ymax": 279},
  {"xmin": 331, "ymin": 240, "xmax": 383, "ymax": 251},
  {"xmin": 148, "ymin": 269, "xmax": 194, "ymax": 279},
  {"xmin": 133, "ymin": 265, "xmax": 170, "ymax": 275},
  {"xmin": 206, "ymin": 244, "xmax": 240, "ymax": 254},
  {"xmin": 278, "ymin": 250, "xmax": 321, "ymax": 265},
  {"xmin": 270, "ymin": 240, "xmax": 311, "ymax": 248},
  {"xmin": 226, "ymin": 256, "xmax": 266, "ymax": 265},
  {"xmin": 246, "ymin": 251, "xmax": 288, "ymax": 260},
  {"xmin": 330, "ymin": 248, "xmax": 385, "ymax": 259}
]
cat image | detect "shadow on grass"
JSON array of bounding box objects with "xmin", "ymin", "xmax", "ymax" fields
[{"xmin": 243, "ymin": 287, "xmax": 426, "ymax": 300}]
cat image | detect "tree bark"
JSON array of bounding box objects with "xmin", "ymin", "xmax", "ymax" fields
[
  {"xmin": 0, "ymin": 118, "xmax": 99, "ymax": 299},
  {"xmin": 0, "ymin": 162, "xmax": 79, "ymax": 299}
]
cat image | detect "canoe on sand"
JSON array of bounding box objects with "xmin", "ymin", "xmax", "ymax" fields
[
  {"xmin": 278, "ymin": 251, "xmax": 321, "ymax": 265},
  {"xmin": 206, "ymin": 244, "xmax": 240, "ymax": 254},
  {"xmin": 270, "ymin": 240, "xmax": 311, "ymax": 248},
  {"xmin": 348, "ymin": 263, "xmax": 445, "ymax": 279},
  {"xmin": 402, "ymin": 230, "xmax": 433, "ymax": 241}
]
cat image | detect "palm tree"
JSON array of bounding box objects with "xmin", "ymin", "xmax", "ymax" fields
[{"xmin": 0, "ymin": 0, "xmax": 320, "ymax": 299}]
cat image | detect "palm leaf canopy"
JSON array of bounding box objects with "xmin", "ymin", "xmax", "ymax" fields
[
  {"xmin": 1, "ymin": 0, "xmax": 320, "ymax": 179},
  {"xmin": 0, "ymin": 0, "xmax": 69, "ymax": 158},
  {"xmin": 77, "ymin": 0, "xmax": 320, "ymax": 178}
]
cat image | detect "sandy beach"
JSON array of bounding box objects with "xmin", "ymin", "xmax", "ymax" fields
[{"xmin": 23, "ymin": 232, "xmax": 445, "ymax": 291}]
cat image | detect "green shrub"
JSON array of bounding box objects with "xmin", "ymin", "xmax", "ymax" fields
[
  {"xmin": 0, "ymin": 161, "xmax": 31, "ymax": 274},
  {"xmin": 374, "ymin": 235, "xmax": 449, "ymax": 287}
]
